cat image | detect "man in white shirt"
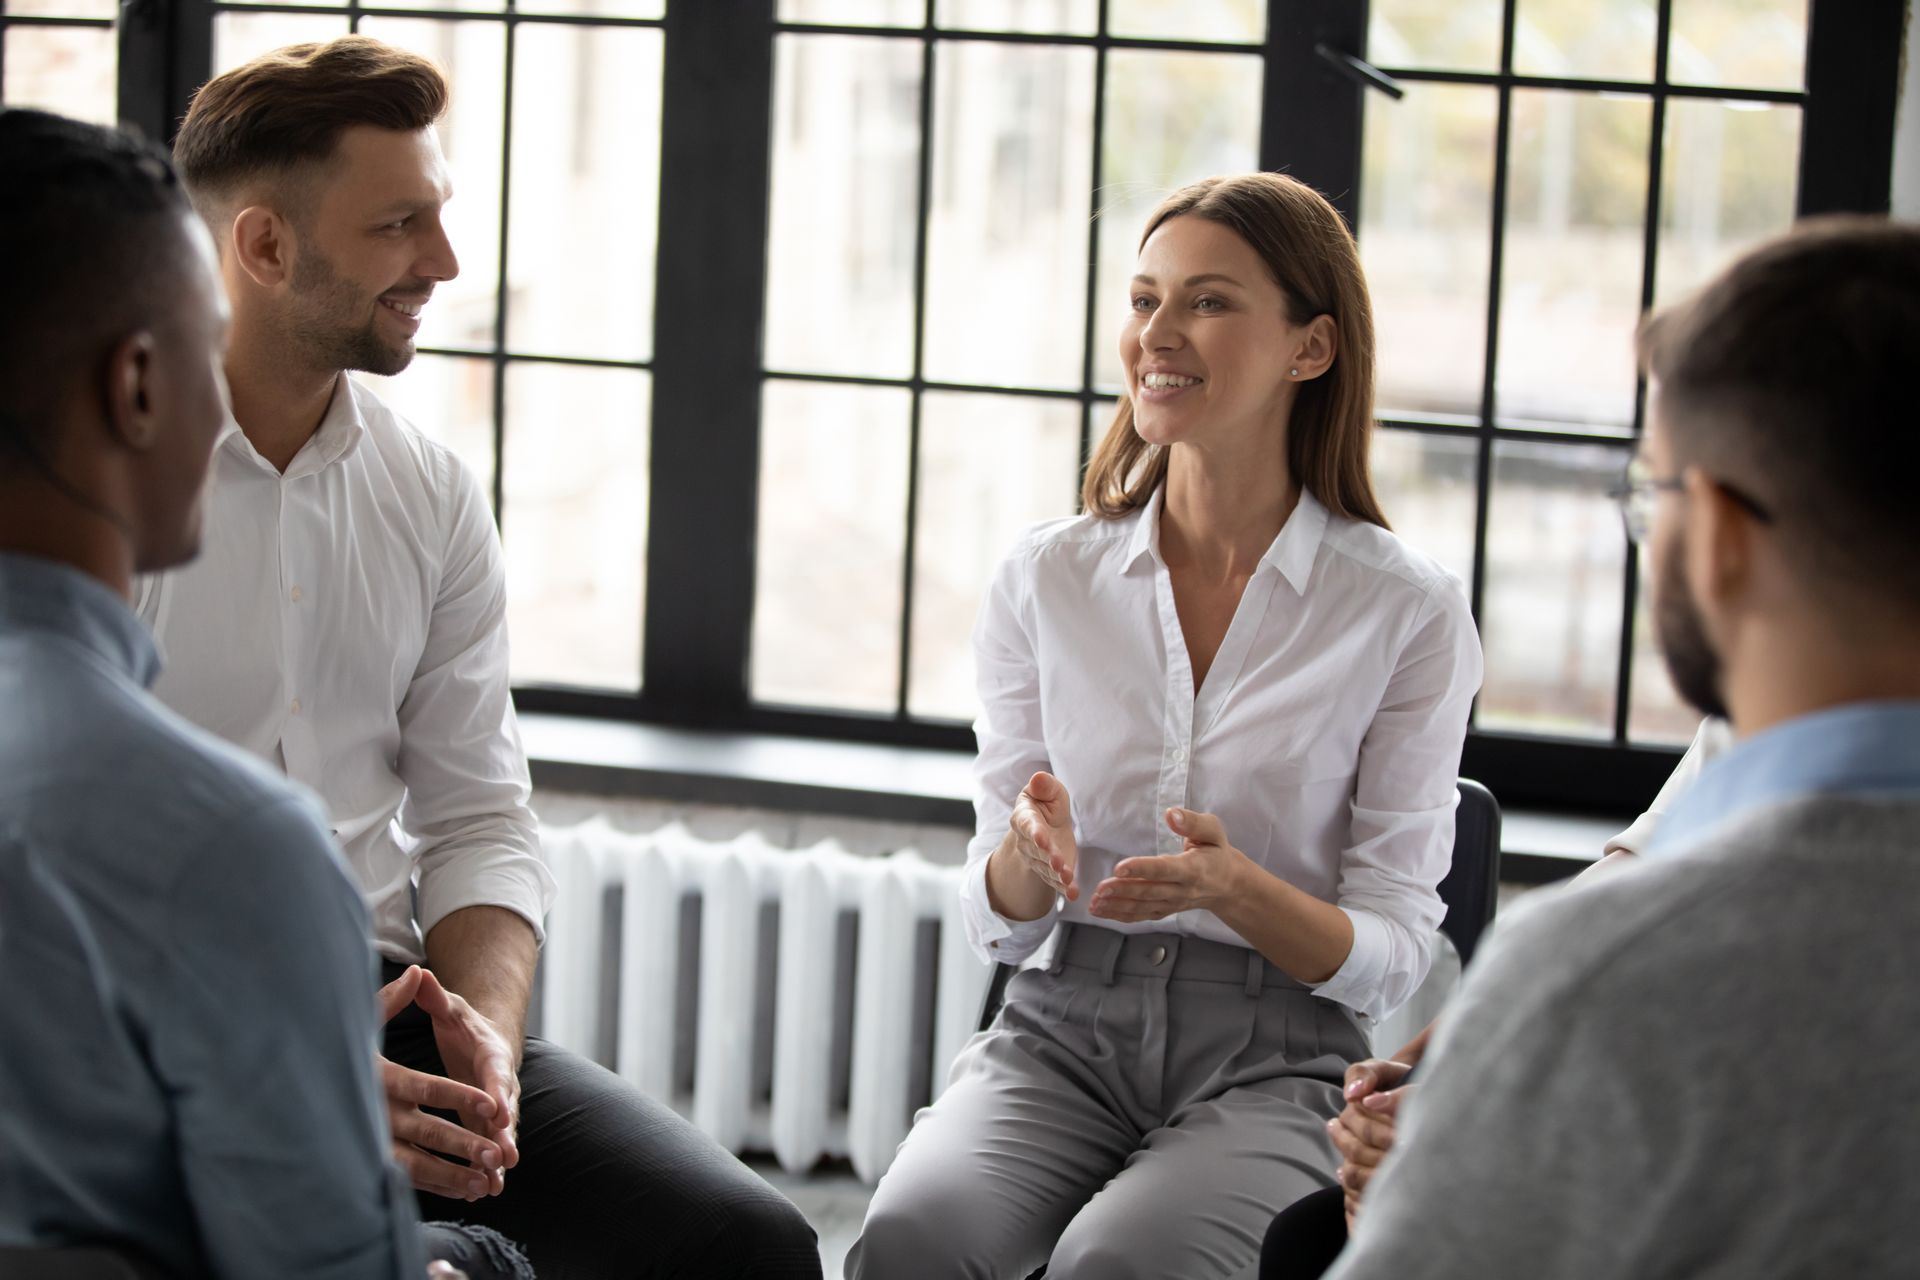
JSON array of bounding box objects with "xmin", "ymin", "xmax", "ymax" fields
[{"xmin": 146, "ymin": 38, "xmax": 818, "ymax": 1278}]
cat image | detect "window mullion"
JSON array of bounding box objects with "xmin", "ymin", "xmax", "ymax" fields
[{"xmin": 639, "ymin": 0, "xmax": 776, "ymax": 723}]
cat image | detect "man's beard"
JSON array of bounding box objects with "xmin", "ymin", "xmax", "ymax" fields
[
  {"xmin": 289, "ymin": 245, "xmax": 415, "ymax": 377},
  {"xmin": 1655, "ymin": 533, "xmax": 1730, "ymax": 720}
]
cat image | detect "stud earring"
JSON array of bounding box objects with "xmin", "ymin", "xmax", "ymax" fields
[{"xmin": 1290, "ymin": 368, "xmax": 1300, "ymax": 378}]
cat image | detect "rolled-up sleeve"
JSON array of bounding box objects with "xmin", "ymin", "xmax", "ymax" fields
[
  {"xmin": 399, "ymin": 453, "xmax": 555, "ymax": 945},
  {"xmin": 1313, "ymin": 576, "xmax": 1482, "ymax": 1019},
  {"xmin": 959, "ymin": 545, "xmax": 1061, "ymax": 965}
]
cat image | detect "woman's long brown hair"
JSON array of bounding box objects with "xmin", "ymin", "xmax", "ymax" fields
[{"xmin": 1082, "ymin": 173, "xmax": 1387, "ymax": 528}]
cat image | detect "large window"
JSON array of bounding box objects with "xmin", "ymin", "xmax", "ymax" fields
[{"xmin": 46, "ymin": 0, "xmax": 1908, "ymax": 811}]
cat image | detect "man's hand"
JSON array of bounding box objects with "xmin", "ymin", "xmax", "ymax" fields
[
  {"xmin": 412, "ymin": 967, "xmax": 522, "ymax": 1173},
  {"xmin": 1328, "ymin": 1056, "xmax": 1418, "ymax": 1231},
  {"xmin": 1088, "ymin": 807, "xmax": 1251, "ymax": 922},
  {"xmin": 378, "ymin": 966, "xmax": 507, "ymax": 1200}
]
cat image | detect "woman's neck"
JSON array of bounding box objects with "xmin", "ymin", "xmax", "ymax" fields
[{"xmin": 1159, "ymin": 442, "xmax": 1298, "ymax": 583}]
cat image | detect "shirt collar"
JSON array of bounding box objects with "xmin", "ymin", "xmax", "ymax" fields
[
  {"xmin": 0, "ymin": 552, "xmax": 160, "ymax": 688},
  {"xmin": 1118, "ymin": 483, "xmax": 1330, "ymax": 595},
  {"xmin": 1648, "ymin": 700, "xmax": 1920, "ymax": 857},
  {"xmin": 220, "ymin": 374, "xmax": 368, "ymax": 477}
]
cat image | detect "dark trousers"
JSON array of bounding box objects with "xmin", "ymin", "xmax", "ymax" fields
[
  {"xmin": 382, "ymin": 965, "xmax": 821, "ymax": 1280},
  {"xmin": 1258, "ymin": 1185, "xmax": 1348, "ymax": 1280}
]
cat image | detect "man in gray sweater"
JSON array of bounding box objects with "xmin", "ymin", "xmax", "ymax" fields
[{"xmin": 1326, "ymin": 219, "xmax": 1920, "ymax": 1279}]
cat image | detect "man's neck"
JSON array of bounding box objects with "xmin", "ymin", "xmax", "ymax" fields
[
  {"xmin": 224, "ymin": 331, "xmax": 340, "ymax": 474},
  {"xmin": 1726, "ymin": 621, "xmax": 1920, "ymax": 737},
  {"xmin": 0, "ymin": 494, "xmax": 134, "ymax": 600}
]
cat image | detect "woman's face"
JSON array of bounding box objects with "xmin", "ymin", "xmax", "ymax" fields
[{"xmin": 1120, "ymin": 214, "xmax": 1301, "ymax": 452}]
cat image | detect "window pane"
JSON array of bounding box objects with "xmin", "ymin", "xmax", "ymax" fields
[
  {"xmin": 1626, "ymin": 551, "xmax": 1699, "ymax": 745},
  {"xmin": 937, "ymin": 0, "xmax": 1096, "ymax": 36},
  {"xmin": 765, "ymin": 34, "xmax": 923, "ymax": 379},
  {"xmin": 1496, "ymin": 90, "xmax": 1650, "ymax": 433},
  {"xmin": 780, "ymin": 0, "xmax": 924, "ymax": 25},
  {"xmin": 1514, "ymin": 0, "xmax": 1657, "ymax": 82},
  {"xmin": 907, "ymin": 391, "xmax": 1080, "ymax": 719},
  {"xmin": 5, "ymin": 0, "xmax": 114, "ymax": 19},
  {"xmin": 519, "ymin": 0, "xmax": 662, "ymax": 18},
  {"xmin": 352, "ymin": 356, "xmax": 496, "ymax": 502},
  {"xmin": 1107, "ymin": 0, "xmax": 1262, "ymax": 44},
  {"xmin": 923, "ymin": 39, "xmax": 1095, "ymax": 390},
  {"xmin": 1361, "ymin": 82, "xmax": 1497, "ymax": 419},
  {"xmin": 356, "ymin": 18, "xmax": 506, "ymax": 353},
  {"xmin": 1369, "ymin": 428, "xmax": 1478, "ymax": 590},
  {"xmin": 3, "ymin": 24, "xmax": 115, "ymax": 124},
  {"xmin": 215, "ymin": 12, "xmax": 351, "ymax": 71},
  {"xmin": 1654, "ymin": 99, "xmax": 1799, "ymax": 306},
  {"xmin": 502, "ymin": 363, "xmax": 649, "ymax": 690},
  {"xmin": 1369, "ymin": 0, "xmax": 1501, "ymax": 72},
  {"xmin": 507, "ymin": 24, "xmax": 662, "ymax": 361},
  {"xmin": 1090, "ymin": 49, "xmax": 1261, "ymax": 393},
  {"xmin": 366, "ymin": 0, "xmax": 504, "ymax": 14},
  {"xmin": 1669, "ymin": 0, "xmax": 1808, "ymax": 90},
  {"xmin": 1479, "ymin": 439, "xmax": 1629, "ymax": 738},
  {"xmin": 751, "ymin": 380, "xmax": 911, "ymax": 712}
]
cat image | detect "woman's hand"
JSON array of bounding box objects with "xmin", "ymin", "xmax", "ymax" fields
[
  {"xmin": 1087, "ymin": 807, "xmax": 1251, "ymax": 922},
  {"xmin": 986, "ymin": 771, "xmax": 1079, "ymax": 920}
]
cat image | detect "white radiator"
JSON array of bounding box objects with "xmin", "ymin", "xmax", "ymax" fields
[{"xmin": 536, "ymin": 819, "xmax": 992, "ymax": 1183}]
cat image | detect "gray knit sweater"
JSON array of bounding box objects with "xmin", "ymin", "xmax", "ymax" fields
[{"xmin": 1327, "ymin": 793, "xmax": 1920, "ymax": 1280}]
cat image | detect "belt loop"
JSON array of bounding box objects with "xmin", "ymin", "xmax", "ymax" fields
[
  {"xmin": 1048, "ymin": 923, "xmax": 1069, "ymax": 975},
  {"xmin": 1099, "ymin": 930, "xmax": 1123, "ymax": 986},
  {"xmin": 1243, "ymin": 950, "xmax": 1262, "ymax": 997}
]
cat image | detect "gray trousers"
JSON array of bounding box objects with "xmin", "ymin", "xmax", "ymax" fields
[{"xmin": 847, "ymin": 924, "xmax": 1369, "ymax": 1280}]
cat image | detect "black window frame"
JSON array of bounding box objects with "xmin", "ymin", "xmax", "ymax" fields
[{"xmin": 97, "ymin": 0, "xmax": 1906, "ymax": 814}]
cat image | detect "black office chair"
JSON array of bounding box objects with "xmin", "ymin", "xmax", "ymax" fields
[
  {"xmin": 0, "ymin": 1246, "xmax": 169, "ymax": 1279},
  {"xmin": 977, "ymin": 776, "xmax": 1504, "ymax": 1032}
]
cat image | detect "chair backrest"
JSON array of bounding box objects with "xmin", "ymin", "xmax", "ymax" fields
[
  {"xmin": 977, "ymin": 778, "xmax": 1504, "ymax": 1031},
  {"xmin": 1438, "ymin": 778, "xmax": 1501, "ymax": 966},
  {"xmin": 0, "ymin": 1247, "xmax": 169, "ymax": 1280}
]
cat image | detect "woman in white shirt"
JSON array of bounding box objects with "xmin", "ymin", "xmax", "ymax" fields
[{"xmin": 846, "ymin": 173, "xmax": 1482, "ymax": 1280}]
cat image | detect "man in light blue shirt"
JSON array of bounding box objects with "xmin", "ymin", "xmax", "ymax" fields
[
  {"xmin": 0, "ymin": 109, "xmax": 435, "ymax": 1279},
  {"xmin": 1324, "ymin": 221, "xmax": 1920, "ymax": 1278}
]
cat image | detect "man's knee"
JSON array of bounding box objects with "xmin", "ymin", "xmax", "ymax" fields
[{"xmin": 683, "ymin": 1181, "xmax": 820, "ymax": 1278}]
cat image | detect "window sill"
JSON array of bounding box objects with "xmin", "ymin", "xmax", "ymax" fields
[{"xmin": 523, "ymin": 713, "xmax": 1630, "ymax": 885}]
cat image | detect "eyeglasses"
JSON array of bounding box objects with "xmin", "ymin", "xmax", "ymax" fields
[{"xmin": 1607, "ymin": 457, "xmax": 1773, "ymax": 545}]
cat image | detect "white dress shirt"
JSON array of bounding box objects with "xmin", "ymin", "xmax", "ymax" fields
[
  {"xmin": 1603, "ymin": 716, "xmax": 1733, "ymax": 857},
  {"xmin": 960, "ymin": 485, "xmax": 1483, "ymax": 1021},
  {"xmin": 138, "ymin": 375, "xmax": 553, "ymax": 966}
]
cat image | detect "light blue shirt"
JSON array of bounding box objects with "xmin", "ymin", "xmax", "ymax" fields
[
  {"xmin": 1649, "ymin": 700, "xmax": 1920, "ymax": 858},
  {"xmin": 0, "ymin": 553, "xmax": 422, "ymax": 1279}
]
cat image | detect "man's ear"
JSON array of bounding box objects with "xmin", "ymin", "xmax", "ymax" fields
[
  {"xmin": 230, "ymin": 205, "xmax": 294, "ymax": 289},
  {"xmin": 104, "ymin": 330, "xmax": 160, "ymax": 453},
  {"xmin": 1291, "ymin": 314, "xmax": 1338, "ymax": 381},
  {"xmin": 1681, "ymin": 465, "xmax": 1755, "ymax": 612}
]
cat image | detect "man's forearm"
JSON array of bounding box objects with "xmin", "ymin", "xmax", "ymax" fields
[{"xmin": 424, "ymin": 904, "xmax": 538, "ymax": 1061}]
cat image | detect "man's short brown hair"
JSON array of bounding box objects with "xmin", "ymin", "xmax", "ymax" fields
[
  {"xmin": 172, "ymin": 36, "xmax": 446, "ymax": 214},
  {"xmin": 1638, "ymin": 217, "xmax": 1920, "ymax": 612}
]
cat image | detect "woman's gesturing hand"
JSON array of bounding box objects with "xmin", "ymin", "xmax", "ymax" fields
[
  {"xmin": 1010, "ymin": 771, "xmax": 1080, "ymax": 901},
  {"xmin": 1087, "ymin": 807, "xmax": 1251, "ymax": 923}
]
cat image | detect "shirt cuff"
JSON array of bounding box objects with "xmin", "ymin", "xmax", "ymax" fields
[
  {"xmin": 960, "ymin": 850, "xmax": 1058, "ymax": 966},
  {"xmin": 417, "ymin": 862, "xmax": 555, "ymax": 948},
  {"xmin": 1309, "ymin": 905, "xmax": 1393, "ymax": 1019}
]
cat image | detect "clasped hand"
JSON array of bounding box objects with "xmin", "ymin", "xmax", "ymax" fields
[
  {"xmin": 1327, "ymin": 1057, "xmax": 1416, "ymax": 1231},
  {"xmin": 377, "ymin": 965, "xmax": 522, "ymax": 1202}
]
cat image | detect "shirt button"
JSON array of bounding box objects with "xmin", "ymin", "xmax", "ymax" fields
[
  {"xmin": 1171, "ymin": 746, "xmax": 1188, "ymax": 764},
  {"xmin": 1149, "ymin": 945, "xmax": 1167, "ymax": 966},
  {"xmin": 290, "ymin": 586, "xmax": 303, "ymax": 603},
  {"xmin": 290, "ymin": 699, "xmax": 302, "ymax": 715}
]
